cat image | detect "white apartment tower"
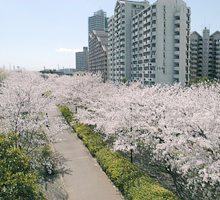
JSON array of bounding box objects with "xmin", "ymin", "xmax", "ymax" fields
[
  {"xmin": 108, "ymin": 0, "xmax": 190, "ymax": 85},
  {"xmin": 131, "ymin": 0, "xmax": 191, "ymax": 85},
  {"xmin": 108, "ymin": 1, "xmax": 148, "ymax": 82},
  {"xmin": 190, "ymin": 28, "xmax": 220, "ymax": 81}
]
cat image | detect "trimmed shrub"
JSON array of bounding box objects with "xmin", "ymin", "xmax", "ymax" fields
[
  {"xmin": 59, "ymin": 106, "xmax": 73, "ymax": 124},
  {"xmin": 125, "ymin": 176, "xmax": 178, "ymax": 200},
  {"xmin": 82, "ymin": 134, "xmax": 107, "ymax": 157},
  {"xmin": 96, "ymin": 148, "xmax": 143, "ymax": 193}
]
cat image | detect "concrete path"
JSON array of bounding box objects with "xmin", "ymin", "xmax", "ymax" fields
[{"xmin": 48, "ymin": 107, "xmax": 124, "ymax": 200}]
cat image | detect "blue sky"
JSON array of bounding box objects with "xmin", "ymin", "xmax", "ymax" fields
[{"xmin": 0, "ymin": 0, "xmax": 219, "ymax": 71}]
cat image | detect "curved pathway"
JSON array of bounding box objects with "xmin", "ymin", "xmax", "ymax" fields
[{"xmin": 48, "ymin": 107, "xmax": 124, "ymax": 200}]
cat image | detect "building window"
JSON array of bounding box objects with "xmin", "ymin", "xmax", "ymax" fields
[
  {"xmin": 164, "ymin": 37, "xmax": 166, "ymax": 43},
  {"xmin": 164, "ymin": 29, "xmax": 166, "ymax": 35},
  {"xmin": 164, "ymin": 13, "xmax": 166, "ymax": 20},
  {"xmin": 163, "ymin": 52, "xmax": 165, "ymax": 58},
  {"xmin": 164, "ymin": 21, "xmax": 166, "ymax": 27},
  {"xmin": 163, "ymin": 44, "xmax": 166, "ymax": 51},
  {"xmin": 163, "ymin": 6, "xmax": 166, "ymax": 12},
  {"xmin": 163, "ymin": 60, "xmax": 165, "ymax": 66}
]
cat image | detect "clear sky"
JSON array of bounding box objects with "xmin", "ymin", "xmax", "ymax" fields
[{"xmin": 0, "ymin": 0, "xmax": 219, "ymax": 71}]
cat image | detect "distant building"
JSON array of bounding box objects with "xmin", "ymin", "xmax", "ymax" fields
[
  {"xmin": 89, "ymin": 30, "xmax": 108, "ymax": 78},
  {"xmin": 108, "ymin": 0, "xmax": 191, "ymax": 86},
  {"xmin": 88, "ymin": 9, "xmax": 108, "ymax": 36},
  {"xmin": 75, "ymin": 47, "xmax": 89, "ymax": 72},
  {"xmin": 58, "ymin": 68, "xmax": 75, "ymax": 75},
  {"xmin": 190, "ymin": 28, "xmax": 220, "ymax": 81}
]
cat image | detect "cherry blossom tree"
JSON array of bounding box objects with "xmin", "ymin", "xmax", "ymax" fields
[{"xmin": 0, "ymin": 70, "xmax": 65, "ymax": 173}]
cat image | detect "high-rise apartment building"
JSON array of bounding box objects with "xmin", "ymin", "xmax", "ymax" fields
[
  {"xmin": 108, "ymin": 0, "xmax": 191, "ymax": 85},
  {"xmin": 190, "ymin": 28, "xmax": 220, "ymax": 81},
  {"xmin": 89, "ymin": 30, "xmax": 108, "ymax": 78},
  {"xmin": 75, "ymin": 47, "xmax": 89, "ymax": 72},
  {"xmin": 88, "ymin": 9, "xmax": 108, "ymax": 36},
  {"xmin": 108, "ymin": 0, "xmax": 148, "ymax": 82},
  {"xmin": 131, "ymin": 0, "xmax": 190, "ymax": 85}
]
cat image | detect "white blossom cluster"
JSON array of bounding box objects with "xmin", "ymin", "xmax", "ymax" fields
[{"xmin": 0, "ymin": 70, "xmax": 66, "ymax": 172}]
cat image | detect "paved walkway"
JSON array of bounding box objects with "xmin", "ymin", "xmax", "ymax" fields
[{"xmin": 48, "ymin": 107, "xmax": 124, "ymax": 200}]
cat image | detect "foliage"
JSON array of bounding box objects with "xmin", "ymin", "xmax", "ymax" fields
[
  {"xmin": 0, "ymin": 132, "xmax": 45, "ymax": 199},
  {"xmin": 125, "ymin": 176, "xmax": 178, "ymax": 200},
  {"xmin": 59, "ymin": 106, "xmax": 73, "ymax": 124}
]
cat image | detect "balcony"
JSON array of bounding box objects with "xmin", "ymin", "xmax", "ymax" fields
[
  {"xmin": 152, "ymin": 8, "xmax": 157, "ymax": 13},
  {"xmin": 174, "ymin": 67, "xmax": 179, "ymax": 71},
  {"xmin": 174, "ymin": 20, "xmax": 180, "ymax": 25},
  {"xmin": 174, "ymin": 35, "xmax": 180, "ymax": 40},
  {"xmin": 216, "ymin": 68, "xmax": 220, "ymax": 73},
  {"xmin": 152, "ymin": 31, "xmax": 156, "ymax": 36},
  {"xmin": 174, "ymin": 27, "xmax": 180, "ymax": 32},
  {"xmin": 152, "ymin": 24, "xmax": 157, "ymax": 28},
  {"xmin": 174, "ymin": 51, "xmax": 179, "ymax": 56},
  {"xmin": 191, "ymin": 55, "xmax": 197, "ymax": 59},
  {"xmin": 174, "ymin": 74, "xmax": 179, "ymax": 79},
  {"xmin": 174, "ymin": 59, "xmax": 180, "ymax": 63},
  {"xmin": 152, "ymin": 16, "xmax": 157, "ymax": 21},
  {"xmin": 174, "ymin": 12, "xmax": 180, "ymax": 17},
  {"xmin": 174, "ymin": 43, "xmax": 180, "ymax": 48}
]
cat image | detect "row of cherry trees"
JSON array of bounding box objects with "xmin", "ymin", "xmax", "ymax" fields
[
  {"xmin": 53, "ymin": 72, "xmax": 220, "ymax": 199},
  {"xmin": 1, "ymin": 70, "xmax": 219, "ymax": 199}
]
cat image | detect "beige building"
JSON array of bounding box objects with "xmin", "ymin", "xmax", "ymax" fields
[
  {"xmin": 190, "ymin": 28, "xmax": 220, "ymax": 81},
  {"xmin": 89, "ymin": 30, "xmax": 108, "ymax": 77}
]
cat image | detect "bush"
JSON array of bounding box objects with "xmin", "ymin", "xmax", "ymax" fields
[
  {"xmin": 82, "ymin": 134, "xmax": 107, "ymax": 157},
  {"xmin": 125, "ymin": 176, "xmax": 178, "ymax": 200},
  {"xmin": 59, "ymin": 106, "xmax": 73, "ymax": 124},
  {"xmin": 0, "ymin": 132, "xmax": 45, "ymax": 199}
]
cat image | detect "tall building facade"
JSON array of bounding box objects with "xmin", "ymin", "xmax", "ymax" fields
[
  {"xmin": 190, "ymin": 28, "xmax": 220, "ymax": 81},
  {"xmin": 108, "ymin": 0, "xmax": 148, "ymax": 82},
  {"xmin": 89, "ymin": 30, "xmax": 108, "ymax": 78},
  {"xmin": 75, "ymin": 47, "xmax": 89, "ymax": 72},
  {"xmin": 88, "ymin": 9, "xmax": 108, "ymax": 36},
  {"xmin": 108, "ymin": 0, "xmax": 191, "ymax": 85},
  {"xmin": 131, "ymin": 0, "xmax": 190, "ymax": 85}
]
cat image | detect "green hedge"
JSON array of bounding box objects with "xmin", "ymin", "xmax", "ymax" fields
[
  {"xmin": 59, "ymin": 106, "xmax": 73, "ymax": 124},
  {"xmin": 59, "ymin": 106, "xmax": 178, "ymax": 200}
]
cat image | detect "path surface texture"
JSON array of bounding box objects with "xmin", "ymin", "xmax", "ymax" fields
[{"xmin": 48, "ymin": 107, "xmax": 124, "ymax": 200}]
